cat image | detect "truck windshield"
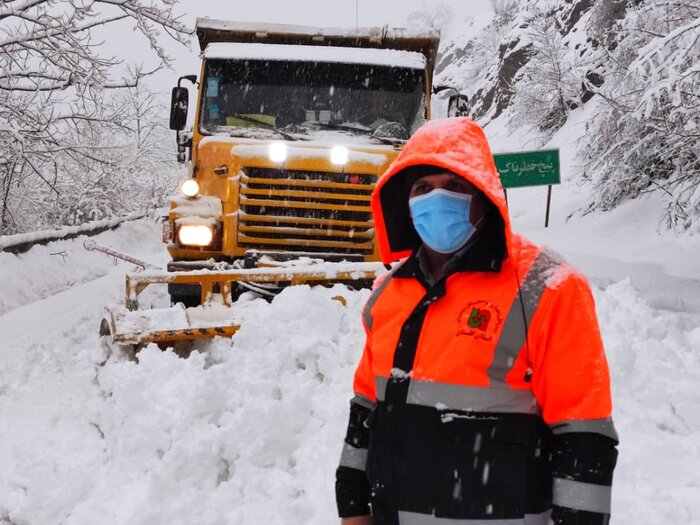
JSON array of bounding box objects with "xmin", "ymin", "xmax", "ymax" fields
[{"xmin": 199, "ymin": 59, "xmax": 425, "ymax": 140}]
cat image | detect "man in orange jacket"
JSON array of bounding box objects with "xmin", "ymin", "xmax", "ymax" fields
[{"xmin": 336, "ymin": 118, "xmax": 618, "ymax": 525}]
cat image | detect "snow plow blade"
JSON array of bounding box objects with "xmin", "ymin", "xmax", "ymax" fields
[
  {"xmin": 101, "ymin": 261, "xmax": 386, "ymax": 349},
  {"xmin": 100, "ymin": 302, "xmax": 241, "ymax": 347}
]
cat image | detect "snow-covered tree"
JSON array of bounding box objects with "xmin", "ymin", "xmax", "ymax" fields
[
  {"xmin": 508, "ymin": 3, "xmax": 584, "ymax": 136},
  {"xmin": 581, "ymin": 0, "xmax": 700, "ymax": 228},
  {"xmin": 0, "ymin": 0, "xmax": 189, "ymax": 235}
]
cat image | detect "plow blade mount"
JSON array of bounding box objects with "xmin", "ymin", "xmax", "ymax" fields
[{"xmin": 102, "ymin": 261, "xmax": 387, "ymax": 348}]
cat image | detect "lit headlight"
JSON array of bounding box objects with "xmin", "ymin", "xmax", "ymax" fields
[
  {"xmin": 181, "ymin": 179, "xmax": 200, "ymax": 198},
  {"xmin": 178, "ymin": 224, "xmax": 213, "ymax": 247},
  {"xmin": 330, "ymin": 145, "xmax": 349, "ymax": 166},
  {"xmin": 269, "ymin": 142, "xmax": 288, "ymax": 163}
]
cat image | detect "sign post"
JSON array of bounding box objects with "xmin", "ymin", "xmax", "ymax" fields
[{"xmin": 493, "ymin": 149, "xmax": 560, "ymax": 227}]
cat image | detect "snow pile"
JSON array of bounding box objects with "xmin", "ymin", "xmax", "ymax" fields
[
  {"xmin": 596, "ymin": 280, "xmax": 700, "ymax": 524},
  {"xmin": 0, "ymin": 284, "xmax": 368, "ymax": 524}
]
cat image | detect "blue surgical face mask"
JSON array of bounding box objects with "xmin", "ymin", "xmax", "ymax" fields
[{"xmin": 409, "ymin": 189, "xmax": 476, "ymax": 254}]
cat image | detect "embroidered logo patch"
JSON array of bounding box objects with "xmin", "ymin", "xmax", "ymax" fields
[{"xmin": 457, "ymin": 301, "xmax": 503, "ymax": 341}]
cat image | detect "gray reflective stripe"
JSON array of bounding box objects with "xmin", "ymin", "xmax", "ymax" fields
[
  {"xmin": 407, "ymin": 379, "xmax": 539, "ymax": 414},
  {"xmin": 375, "ymin": 376, "xmax": 389, "ymax": 401},
  {"xmin": 487, "ymin": 250, "xmax": 561, "ymax": 383},
  {"xmin": 362, "ymin": 266, "xmax": 399, "ymax": 331},
  {"xmin": 553, "ymin": 477, "xmax": 612, "ymax": 514},
  {"xmin": 339, "ymin": 442, "xmax": 368, "ymax": 471},
  {"xmin": 351, "ymin": 394, "xmax": 376, "ymax": 410},
  {"xmin": 398, "ymin": 510, "xmax": 551, "ymax": 524},
  {"xmin": 550, "ymin": 417, "xmax": 619, "ymax": 441},
  {"xmin": 376, "ymin": 376, "xmax": 538, "ymax": 414}
]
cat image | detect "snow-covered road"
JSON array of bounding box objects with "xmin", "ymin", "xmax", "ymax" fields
[{"xmin": 1, "ymin": 214, "xmax": 699, "ymax": 524}]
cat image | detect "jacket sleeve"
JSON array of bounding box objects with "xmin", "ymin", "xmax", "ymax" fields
[
  {"xmin": 335, "ymin": 393, "xmax": 374, "ymax": 517},
  {"xmin": 530, "ymin": 268, "xmax": 619, "ymax": 525},
  {"xmin": 335, "ymin": 313, "xmax": 377, "ymax": 518}
]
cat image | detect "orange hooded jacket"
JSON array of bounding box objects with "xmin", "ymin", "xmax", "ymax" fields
[
  {"xmin": 336, "ymin": 118, "xmax": 618, "ymax": 525},
  {"xmin": 358, "ymin": 117, "xmax": 614, "ymax": 429}
]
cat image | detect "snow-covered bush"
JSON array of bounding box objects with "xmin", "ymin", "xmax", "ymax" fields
[{"xmin": 580, "ymin": 1, "xmax": 700, "ymax": 229}]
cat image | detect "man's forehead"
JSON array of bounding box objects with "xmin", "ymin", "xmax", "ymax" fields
[
  {"xmin": 412, "ymin": 172, "xmax": 478, "ymax": 189},
  {"xmin": 414, "ymin": 172, "xmax": 462, "ymax": 181}
]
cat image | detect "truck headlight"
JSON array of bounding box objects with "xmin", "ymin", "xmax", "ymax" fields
[
  {"xmin": 181, "ymin": 179, "xmax": 200, "ymax": 197},
  {"xmin": 178, "ymin": 224, "xmax": 213, "ymax": 247},
  {"xmin": 268, "ymin": 142, "xmax": 288, "ymax": 163},
  {"xmin": 330, "ymin": 145, "xmax": 349, "ymax": 166}
]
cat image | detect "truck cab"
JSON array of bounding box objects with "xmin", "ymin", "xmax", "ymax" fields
[{"xmin": 167, "ymin": 19, "xmax": 439, "ymax": 303}]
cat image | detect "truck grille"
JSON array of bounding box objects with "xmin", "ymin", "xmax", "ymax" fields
[{"xmin": 238, "ymin": 167, "xmax": 376, "ymax": 255}]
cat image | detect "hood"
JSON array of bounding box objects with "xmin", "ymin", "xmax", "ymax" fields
[{"xmin": 370, "ymin": 117, "xmax": 512, "ymax": 263}]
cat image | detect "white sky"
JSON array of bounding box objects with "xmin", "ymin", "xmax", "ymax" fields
[{"xmin": 183, "ymin": 1, "xmax": 491, "ymax": 29}]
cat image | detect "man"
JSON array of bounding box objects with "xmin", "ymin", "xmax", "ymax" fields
[{"xmin": 336, "ymin": 118, "xmax": 618, "ymax": 525}]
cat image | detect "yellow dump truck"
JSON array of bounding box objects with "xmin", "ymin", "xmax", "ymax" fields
[
  {"xmin": 166, "ymin": 19, "xmax": 439, "ymax": 301},
  {"xmin": 99, "ymin": 19, "xmax": 440, "ymax": 351}
]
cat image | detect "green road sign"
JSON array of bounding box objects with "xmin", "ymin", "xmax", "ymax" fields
[{"xmin": 493, "ymin": 149, "xmax": 560, "ymax": 188}]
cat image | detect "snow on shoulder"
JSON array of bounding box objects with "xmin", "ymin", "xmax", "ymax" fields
[{"xmin": 203, "ymin": 42, "xmax": 426, "ymax": 70}]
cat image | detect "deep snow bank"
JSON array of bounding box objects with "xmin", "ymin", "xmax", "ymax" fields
[
  {"xmin": 0, "ymin": 284, "xmax": 369, "ymax": 524},
  {"xmin": 1, "ymin": 271, "xmax": 699, "ymax": 524}
]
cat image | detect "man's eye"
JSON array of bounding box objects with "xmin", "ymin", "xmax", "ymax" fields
[
  {"xmin": 447, "ymin": 181, "xmax": 469, "ymax": 193},
  {"xmin": 413, "ymin": 184, "xmax": 431, "ymax": 194}
]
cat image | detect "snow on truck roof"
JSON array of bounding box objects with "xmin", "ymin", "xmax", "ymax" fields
[
  {"xmin": 203, "ymin": 42, "xmax": 427, "ymax": 69},
  {"xmin": 196, "ymin": 18, "xmax": 440, "ymax": 73}
]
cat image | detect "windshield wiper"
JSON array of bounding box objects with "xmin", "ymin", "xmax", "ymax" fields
[
  {"xmin": 228, "ymin": 114, "xmax": 300, "ymax": 141},
  {"xmin": 310, "ymin": 121, "xmax": 405, "ymax": 146}
]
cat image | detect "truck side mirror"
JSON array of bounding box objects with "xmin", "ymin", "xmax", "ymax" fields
[
  {"xmin": 170, "ymin": 87, "xmax": 189, "ymax": 131},
  {"xmin": 448, "ymin": 94, "xmax": 470, "ymax": 118}
]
